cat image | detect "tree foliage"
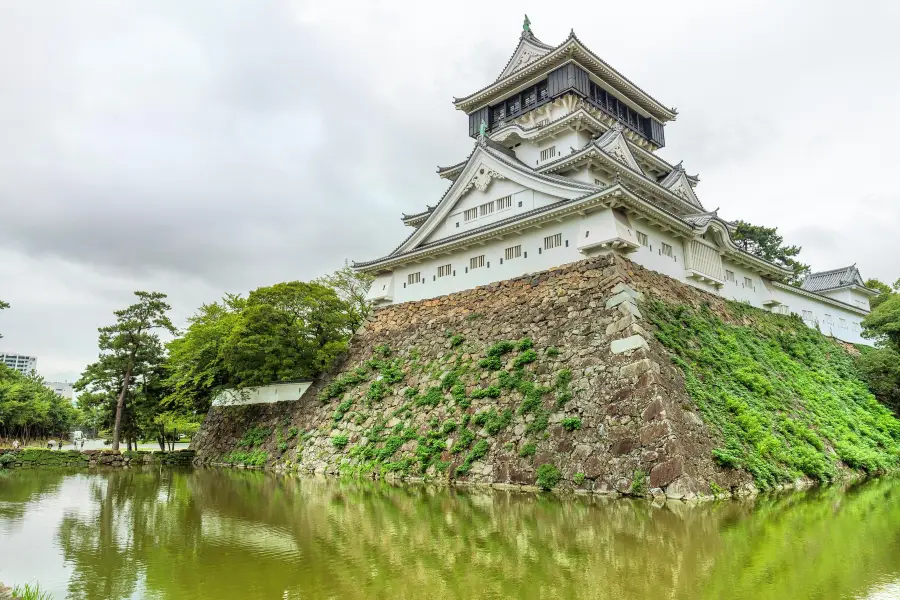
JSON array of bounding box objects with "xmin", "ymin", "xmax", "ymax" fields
[
  {"xmin": 858, "ymin": 277, "xmax": 900, "ymax": 414},
  {"xmin": 165, "ymin": 269, "xmax": 368, "ymax": 414},
  {"xmin": 732, "ymin": 220, "xmax": 810, "ymax": 285},
  {"xmin": 0, "ymin": 365, "xmax": 79, "ymax": 442},
  {"xmin": 77, "ymin": 291, "xmax": 175, "ymax": 451},
  {"xmin": 0, "ymin": 298, "xmax": 8, "ymax": 339}
]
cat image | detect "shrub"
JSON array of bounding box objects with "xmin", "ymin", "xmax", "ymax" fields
[
  {"xmin": 238, "ymin": 426, "xmax": 271, "ymax": 449},
  {"xmin": 450, "ymin": 334, "xmax": 465, "ymax": 348},
  {"xmin": 472, "ymin": 409, "xmax": 513, "ymax": 435},
  {"xmin": 331, "ymin": 435, "xmax": 349, "ymax": 449},
  {"xmin": 319, "ymin": 368, "xmax": 368, "ymax": 401},
  {"xmin": 513, "ymin": 349, "xmax": 538, "ymax": 368},
  {"xmin": 486, "ymin": 340, "xmax": 516, "ymax": 357},
  {"xmin": 479, "ymin": 356, "xmax": 503, "ymax": 371},
  {"xmin": 287, "ymin": 427, "xmax": 299, "ymax": 439},
  {"xmin": 629, "ymin": 470, "xmax": 648, "ymax": 495},
  {"xmin": 517, "ymin": 337, "xmax": 534, "ymax": 351},
  {"xmin": 470, "ymin": 385, "xmax": 501, "ymax": 399},
  {"xmin": 367, "ymin": 380, "xmax": 388, "ymax": 402},
  {"xmin": 535, "ymin": 464, "xmax": 561, "ymax": 490},
  {"xmin": 441, "ymin": 419, "xmax": 458, "ymax": 435},
  {"xmin": 374, "ymin": 344, "xmax": 392, "ymax": 358},
  {"xmin": 561, "ymin": 417, "xmax": 582, "ymax": 431},
  {"xmin": 226, "ymin": 450, "xmax": 268, "ymax": 467},
  {"xmin": 573, "ymin": 472, "xmax": 586, "ymax": 484},
  {"xmin": 455, "ymin": 439, "xmax": 490, "ymax": 476},
  {"xmin": 415, "ymin": 386, "xmax": 443, "ymax": 407},
  {"xmin": 451, "ymin": 428, "xmax": 475, "ymax": 454},
  {"xmin": 451, "ymin": 384, "xmax": 470, "ymax": 408},
  {"xmin": 545, "ymin": 346, "xmax": 560, "ymax": 358},
  {"xmin": 519, "ymin": 443, "xmax": 536, "ymax": 458}
]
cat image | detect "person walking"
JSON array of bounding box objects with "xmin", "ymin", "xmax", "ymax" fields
[{"xmin": 11, "ymin": 440, "xmax": 19, "ymax": 450}]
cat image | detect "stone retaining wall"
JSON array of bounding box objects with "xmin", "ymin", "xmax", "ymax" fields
[{"xmin": 193, "ymin": 254, "xmax": 755, "ymax": 499}]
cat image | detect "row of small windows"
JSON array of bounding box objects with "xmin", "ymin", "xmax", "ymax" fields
[
  {"xmin": 797, "ymin": 309, "xmax": 859, "ymax": 331},
  {"xmin": 403, "ymin": 234, "xmax": 565, "ymax": 287},
  {"xmin": 490, "ymin": 81, "xmax": 550, "ymax": 126},
  {"xmin": 462, "ymin": 196, "xmax": 515, "ymax": 223},
  {"xmin": 588, "ymin": 82, "xmax": 650, "ymax": 138},
  {"xmin": 635, "ymin": 229, "xmax": 675, "ymax": 260},
  {"xmin": 539, "ymin": 146, "xmax": 557, "ymax": 162}
]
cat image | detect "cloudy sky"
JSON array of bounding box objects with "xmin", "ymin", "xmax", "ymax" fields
[{"xmin": 1, "ymin": 0, "xmax": 899, "ymax": 382}]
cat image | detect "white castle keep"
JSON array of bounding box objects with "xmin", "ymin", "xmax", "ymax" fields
[{"xmin": 354, "ymin": 18, "xmax": 877, "ymax": 345}]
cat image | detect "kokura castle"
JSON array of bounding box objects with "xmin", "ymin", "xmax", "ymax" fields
[{"xmin": 354, "ymin": 19, "xmax": 877, "ymax": 345}]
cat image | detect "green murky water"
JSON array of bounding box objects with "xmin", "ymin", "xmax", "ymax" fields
[{"xmin": 0, "ymin": 469, "xmax": 898, "ymax": 600}]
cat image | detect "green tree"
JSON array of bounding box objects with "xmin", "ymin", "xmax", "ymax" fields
[
  {"xmin": 315, "ymin": 261, "xmax": 374, "ymax": 333},
  {"xmin": 164, "ymin": 295, "xmax": 245, "ymax": 414},
  {"xmin": 79, "ymin": 292, "xmax": 175, "ymax": 451},
  {"xmin": 0, "ymin": 364, "xmax": 79, "ymax": 442},
  {"xmin": 0, "ymin": 299, "xmax": 8, "ymax": 339},
  {"xmin": 856, "ymin": 347, "xmax": 900, "ymax": 415},
  {"xmin": 864, "ymin": 278, "xmax": 899, "ymax": 309},
  {"xmin": 164, "ymin": 280, "xmax": 355, "ymax": 413},
  {"xmin": 862, "ymin": 294, "xmax": 900, "ymax": 352},
  {"xmin": 223, "ymin": 281, "xmax": 350, "ymax": 385},
  {"xmin": 732, "ymin": 221, "xmax": 810, "ymax": 285}
]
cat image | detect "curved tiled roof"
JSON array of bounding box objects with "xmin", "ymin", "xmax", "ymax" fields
[
  {"xmin": 454, "ymin": 31, "xmax": 676, "ymax": 121},
  {"xmin": 801, "ymin": 265, "xmax": 875, "ymax": 293}
]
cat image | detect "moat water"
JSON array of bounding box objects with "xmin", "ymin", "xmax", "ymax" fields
[{"xmin": 0, "ymin": 469, "xmax": 898, "ymax": 600}]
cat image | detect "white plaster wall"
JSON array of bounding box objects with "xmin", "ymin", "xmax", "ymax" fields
[
  {"xmin": 212, "ymin": 382, "xmax": 312, "ymax": 407},
  {"xmin": 718, "ymin": 260, "xmax": 775, "ymax": 307},
  {"xmin": 771, "ymin": 286, "xmax": 867, "ymax": 344},
  {"xmin": 392, "ymin": 220, "xmax": 586, "ymax": 304},
  {"xmin": 514, "ymin": 130, "xmax": 590, "ymax": 168},
  {"xmin": 626, "ymin": 221, "xmax": 686, "ymax": 283},
  {"xmin": 424, "ymin": 180, "xmax": 565, "ymax": 244}
]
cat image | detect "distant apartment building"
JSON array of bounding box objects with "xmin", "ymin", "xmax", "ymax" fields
[
  {"xmin": 44, "ymin": 381, "xmax": 74, "ymax": 401},
  {"xmin": 1, "ymin": 353, "xmax": 37, "ymax": 375}
]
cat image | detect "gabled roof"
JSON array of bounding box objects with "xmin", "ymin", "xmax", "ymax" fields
[
  {"xmin": 801, "ymin": 265, "xmax": 877, "ymax": 295},
  {"xmin": 454, "ymin": 30, "xmax": 677, "ymax": 122},
  {"xmin": 495, "ymin": 30, "xmax": 555, "ymax": 81},
  {"xmin": 683, "ymin": 209, "xmax": 719, "ymax": 227},
  {"xmin": 537, "ymin": 137, "xmax": 705, "ymax": 215},
  {"xmin": 658, "ymin": 162, "xmax": 703, "ymax": 209},
  {"xmin": 594, "ymin": 125, "xmax": 643, "ymax": 174},
  {"xmin": 401, "ymin": 206, "xmax": 434, "ymax": 228},
  {"xmin": 382, "ymin": 138, "xmax": 600, "ymax": 260}
]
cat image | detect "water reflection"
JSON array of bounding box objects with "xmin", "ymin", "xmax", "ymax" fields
[{"xmin": 0, "ymin": 469, "xmax": 897, "ymax": 600}]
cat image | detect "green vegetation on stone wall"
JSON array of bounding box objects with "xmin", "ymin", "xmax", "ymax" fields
[{"xmin": 646, "ymin": 300, "xmax": 900, "ymax": 489}]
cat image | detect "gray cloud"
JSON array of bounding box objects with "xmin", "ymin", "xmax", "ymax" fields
[{"xmin": 1, "ymin": 0, "xmax": 899, "ymax": 381}]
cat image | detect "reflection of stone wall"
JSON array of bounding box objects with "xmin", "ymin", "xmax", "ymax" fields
[
  {"xmin": 193, "ymin": 254, "xmax": 753, "ymax": 498},
  {"xmin": 0, "ymin": 448, "xmax": 195, "ymax": 469}
]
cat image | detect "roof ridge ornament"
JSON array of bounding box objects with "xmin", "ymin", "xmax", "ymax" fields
[
  {"xmin": 523, "ymin": 14, "xmax": 531, "ymax": 33},
  {"xmin": 478, "ymin": 119, "xmax": 488, "ymax": 145}
]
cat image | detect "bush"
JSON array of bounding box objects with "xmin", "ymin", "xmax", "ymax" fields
[
  {"xmin": 455, "ymin": 439, "xmax": 490, "ymax": 476},
  {"xmin": 486, "ymin": 341, "xmax": 516, "ymax": 357},
  {"xmin": 629, "ymin": 470, "xmax": 648, "ymax": 495},
  {"xmin": 573, "ymin": 472, "xmax": 586, "ymax": 484},
  {"xmin": 545, "ymin": 346, "xmax": 560, "ymax": 358},
  {"xmin": 331, "ymin": 435, "xmax": 349, "ymax": 449},
  {"xmin": 535, "ymin": 464, "xmax": 561, "ymax": 490},
  {"xmin": 518, "ymin": 443, "xmax": 536, "ymax": 458},
  {"xmin": 513, "ymin": 349, "xmax": 538, "ymax": 368},
  {"xmin": 449, "ymin": 334, "xmax": 465, "ymax": 348},
  {"xmin": 561, "ymin": 417, "xmax": 582, "ymax": 431},
  {"xmin": 238, "ymin": 426, "xmax": 271, "ymax": 449},
  {"xmin": 470, "ymin": 385, "xmax": 501, "ymax": 399},
  {"xmin": 517, "ymin": 338, "xmax": 533, "ymax": 351}
]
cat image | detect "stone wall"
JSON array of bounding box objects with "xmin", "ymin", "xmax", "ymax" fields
[
  {"xmin": 0, "ymin": 448, "xmax": 196, "ymax": 469},
  {"xmin": 193, "ymin": 255, "xmax": 755, "ymax": 499}
]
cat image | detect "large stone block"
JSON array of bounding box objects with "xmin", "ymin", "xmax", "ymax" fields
[
  {"xmin": 650, "ymin": 457, "xmax": 684, "ymax": 488},
  {"xmin": 605, "ymin": 291, "xmax": 637, "ymax": 310},
  {"xmin": 640, "ymin": 420, "xmax": 672, "ymax": 444},
  {"xmin": 611, "ymin": 335, "xmax": 649, "ymax": 354},
  {"xmin": 620, "ymin": 358, "xmax": 658, "ymax": 378},
  {"xmin": 610, "ymin": 282, "xmax": 644, "ymax": 301}
]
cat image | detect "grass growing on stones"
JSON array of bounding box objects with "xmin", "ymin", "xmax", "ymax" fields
[
  {"xmin": 646, "ymin": 300, "xmax": 900, "ymax": 489},
  {"xmin": 238, "ymin": 426, "xmax": 271, "ymax": 449},
  {"xmin": 561, "ymin": 417, "xmax": 582, "ymax": 431},
  {"xmin": 331, "ymin": 435, "xmax": 349, "ymax": 449},
  {"xmin": 225, "ymin": 450, "xmax": 268, "ymax": 467},
  {"xmin": 630, "ymin": 470, "xmax": 648, "ymax": 495},
  {"xmin": 519, "ymin": 443, "xmax": 536, "ymax": 458}
]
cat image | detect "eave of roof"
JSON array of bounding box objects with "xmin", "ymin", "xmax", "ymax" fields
[
  {"xmin": 537, "ymin": 139, "xmax": 703, "ymax": 214},
  {"xmin": 453, "ymin": 32, "xmax": 676, "ymax": 122},
  {"xmin": 354, "ymin": 180, "xmax": 790, "ymax": 279}
]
